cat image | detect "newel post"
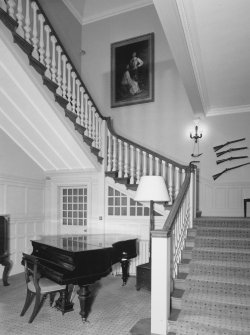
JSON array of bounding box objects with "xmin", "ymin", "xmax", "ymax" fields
[{"xmin": 151, "ymin": 230, "xmax": 171, "ymax": 335}]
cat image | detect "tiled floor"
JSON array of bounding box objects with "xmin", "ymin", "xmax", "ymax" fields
[{"xmin": 0, "ymin": 273, "xmax": 150, "ymax": 335}]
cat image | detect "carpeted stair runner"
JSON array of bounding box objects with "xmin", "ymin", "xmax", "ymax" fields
[{"xmin": 169, "ymin": 217, "xmax": 250, "ymax": 335}]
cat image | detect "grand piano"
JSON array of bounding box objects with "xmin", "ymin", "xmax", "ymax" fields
[
  {"xmin": 29, "ymin": 234, "xmax": 138, "ymax": 321},
  {"xmin": 0, "ymin": 215, "xmax": 12, "ymax": 286}
]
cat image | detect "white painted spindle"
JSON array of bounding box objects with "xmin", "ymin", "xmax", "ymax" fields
[
  {"xmin": 56, "ymin": 45, "xmax": 62, "ymax": 95},
  {"xmin": 112, "ymin": 136, "xmax": 117, "ymax": 172},
  {"xmin": 142, "ymin": 151, "xmax": 147, "ymax": 176},
  {"xmin": 136, "ymin": 148, "xmax": 141, "ymax": 183},
  {"xmin": 79, "ymin": 87, "xmax": 85, "ymax": 126},
  {"xmin": 130, "ymin": 145, "xmax": 135, "ymax": 184},
  {"xmin": 16, "ymin": 0, "xmax": 24, "ymax": 37},
  {"xmin": 50, "ymin": 35, "xmax": 57, "ymax": 82},
  {"xmin": 124, "ymin": 143, "xmax": 129, "ymax": 178},
  {"xmin": 31, "ymin": 2, "xmax": 39, "ymax": 59},
  {"xmin": 118, "ymin": 139, "xmax": 123, "ymax": 178},
  {"xmin": 24, "ymin": 0, "xmax": 31, "ymax": 42},
  {"xmin": 149, "ymin": 154, "xmax": 153, "ymax": 175},
  {"xmin": 71, "ymin": 72, "xmax": 76, "ymax": 114},
  {"xmin": 38, "ymin": 14, "xmax": 45, "ymax": 65},
  {"xmin": 66, "ymin": 62, "xmax": 72, "ymax": 110},
  {"xmin": 88, "ymin": 101, "xmax": 92, "ymax": 138},
  {"xmin": 107, "ymin": 131, "xmax": 112, "ymax": 171},
  {"xmin": 75, "ymin": 79, "xmax": 81, "ymax": 122},
  {"xmin": 7, "ymin": 0, "xmax": 15, "ymax": 19},
  {"xmin": 44, "ymin": 25, "xmax": 52, "ymax": 79}
]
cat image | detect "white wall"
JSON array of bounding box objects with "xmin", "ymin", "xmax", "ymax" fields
[
  {"xmin": 0, "ymin": 130, "xmax": 45, "ymax": 276},
  {"xmin": 80, "ymin": 6, "xmax": 250, "ymax": 217}
]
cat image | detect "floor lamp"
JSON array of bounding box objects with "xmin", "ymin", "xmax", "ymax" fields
[{"xmin": 134, "ymin": 176, "xmax": 170, "ymax": 264}]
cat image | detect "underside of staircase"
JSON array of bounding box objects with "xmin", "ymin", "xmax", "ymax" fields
[{"xmin": 169, "ymin": 217, "xmax": 250, "ymax": 335}]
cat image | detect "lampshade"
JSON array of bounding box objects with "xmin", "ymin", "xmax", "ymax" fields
[{"xmin": 134, "ymin": 176, "xmax": 170, "ymax": 202}]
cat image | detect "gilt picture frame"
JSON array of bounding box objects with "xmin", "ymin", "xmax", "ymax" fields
[{"xmin": 111, "ymin": 33, "xmax": 154, "ymax": 108}]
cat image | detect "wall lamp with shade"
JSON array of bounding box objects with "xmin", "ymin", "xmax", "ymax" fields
[{"xmin": 134, "ymin": 175, "xmax": 170, "ymax": 263}]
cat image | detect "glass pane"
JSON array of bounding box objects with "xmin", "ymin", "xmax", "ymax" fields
[
  {"xmin": 108, "ymin": 198, "xmax": 114, "ymax": 205},
  {"xmin": 130, "ymin": 207, "xmax": 135, "ymax": 216},
  {"xmin": 121, "ymin": 197, "xmax": 127, "ymax": 205},
  {"xmin": 121, "ymin": 207, "xmax": 127, "ymax": 216},
  {"xmin": 108, "ymin": 187, "xmax": 113, "ymax": 196},
  {"xmin": 115, "ymin": 198, "xmax": 120, "ymax": 206},
  {"xmin": 108, "ymin": 207, "xmax": 113, "ymax": 215},
  {"xmin": 115, "ymin": 207, "xmax": 120, "ymax": 215},
  {"xmin": 137, "ymin": 207, "xmax": 142, "ymax": 216}
]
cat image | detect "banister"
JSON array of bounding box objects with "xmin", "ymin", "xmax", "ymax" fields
[
  {"xmin": 163, "ymin": 163, "xmax": 195, "ymax": 236},
  {"xmin": 33, "ymin": 0, "xmax": 107, "ymax": 121},
  {"xmin": 106, "ymin": 117, "xmax": 188, "ymax": 171}
]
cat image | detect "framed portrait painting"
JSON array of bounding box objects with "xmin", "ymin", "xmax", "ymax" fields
[{"xmin": 111, "ymin": 33, "xmax": 154, "ymax": 108}]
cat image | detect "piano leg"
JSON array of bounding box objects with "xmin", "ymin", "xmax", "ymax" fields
[
  {"xmin": 77, "ymin": 285, "xmax": 91, "ymax": 322},
  {"xmin": 1, "ymin": 256, "xmax": 12, "ymax": 286},
  {"xmin": 120, "ymin": 252, "xmax": 130, "ymax": 286}
]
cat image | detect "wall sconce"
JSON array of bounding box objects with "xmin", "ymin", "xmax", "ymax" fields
[
  {"xmin": 190, "ymin": 119, "xmax": 203, "ymax": 158},
  {"xmin": 190, "ymin": 119, "xmax": 202, "ymax": 143}
]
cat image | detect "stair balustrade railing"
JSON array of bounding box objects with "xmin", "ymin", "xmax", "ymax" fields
[
  {"xmin": 1, "ymin": 0, "xmax": 189, "ymax": 204},
  {"xmin": 106, "ymin": 118, "xmax": 188, "ymax": 204},
  {"xmin": 151, "ymin": 163, "xmax": 197, "ymax": 335}
]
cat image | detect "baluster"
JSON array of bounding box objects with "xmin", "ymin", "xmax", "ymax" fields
[
  {"xmin": 175, "ymin": 167, "xmax": 180, "ymax": 199},
  {"xmin": 75, "ymin": 79, "xmax": 81, "ymax": 123},
  {"xmin": 112, "ymin": 136, "xmax": 117, "ymax": 172},
  {"xmin": 7, "ymin": 0, "xmax": 15, "ymax": 19},
  {"xmin": 118, "ymin": 139, "xmax": 123, "ymax": 178},
  {"xmin": 142, "ymin": 151, "xmax": 147, "ymax": 176},
  {"xmin": 149, "ymin": 154, "xmax": 153, "ymax": 175},
  {"xmin": 95, "ymin": 113, "xmax": 99, "ymax": 149},
  {"xmin": 98, "ymin": 117, "xmax": 102, "ymax": 150},
  {"xmin": 16, "ymin": 0, "xmax": 24, "ymax": 37},
  {"xmin": 61, "ymin": 54, "xmax": 67, "ymax": 99},
  {"xmin": 24, "ymin": 0, "xmax": 31, "ymax": 42},
  {"xmin": 88, "ymin": 101, "xmax": 92, "ymax": 138},
  {"xmin": 31, "ymin": 2, "xmax": 39, "ymax": 59},
  {"xmin": 84, "ymin": 94, "xmax": 89, "ymax": 135},
  {"xmin": 168, "ymin": 163, "xmax": 173, "ymax": 205},
  {"xmin": 66, "ymin": 63, "xmax": 72, "ymax": 110},
  {"xmin": 79, "ymin": 87, "xmax": 85, "ymax": 126},
  {"xmin": 92, "ymin": 107, "xmax": 96, "ymax": 146},
  {"xmin": 181, "ymin": 168, "xmax": 186, "ymax": 184},
  {"xmin": 162, "ymin": 160, "xmax": 166, "ymax": 180},
  {"xmin": 71, "ymin": 72, "xmax": 76, "ymax": 114},
  {"xmin": 38, "ymin": 14, "xmax": 45, "ymax": 65},
  {"xmin": 44, "ymin": 25, "xmax": 52, "ymax": 79},
  {"xmin": 155, "ymin": 157, "xmax": 160, "ymax": 176},
  {"xmin": 56, "ymin": 45, "xmax": 62, "ymax": 95},
  {"xmin": 136, "ymin": 148, "xmax": 141, "ymax": 183},
  {"xmin": 130, "ymin": 145, "xmax": 135, "ymax": 184},
  {"xmin": 0, "ymin": 0, "xmax": 7, "ymax": 11},
  {"xmin": 50, "ymin": 35, "xmax": 57, "ymax": 82},
  {"xmin": 124, "ymin": 143, "xmax": 129, "ymax": 178},
  {"xmin": 107, "ymin": 131, "xmax": 112, "ymax": 171}
]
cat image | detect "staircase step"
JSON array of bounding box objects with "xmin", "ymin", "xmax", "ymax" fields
[
  {"xmin": 171, "ymin": 289, "xmax": 184, "ymax": 309},
  {"xmin": 195, "ymin": 227, "xmax": 250, "ymax": 238},
  {"xmin": 194, "ymin": 217, "xmax": 250, "ymax": 229},
  {"xmin": 194, "ymin": 236, "xmax": 250, "ymax": 249}
]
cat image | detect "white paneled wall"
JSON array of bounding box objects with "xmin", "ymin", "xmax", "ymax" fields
[
  {"xmin": 0, "ymin": 175, "xmax": 45, "ymax": 276},
  {"xmin": 199, "ymin": 176, "xmax": 250, "ymax": 217}
]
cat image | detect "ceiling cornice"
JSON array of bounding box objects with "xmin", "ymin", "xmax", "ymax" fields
[
  {"xmin": 207, "ymin": 104, "xmax": 250, "ymax": 117},
  {"xmin": 62, "ymin": 0, "xmax": 153, "ymax": 25}
]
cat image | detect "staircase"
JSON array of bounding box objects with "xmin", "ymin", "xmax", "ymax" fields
[{"xmin": 169, "ymin": 217, "xmax": 250, "ymax": 335}]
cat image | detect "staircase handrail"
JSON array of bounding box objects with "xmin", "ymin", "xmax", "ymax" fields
[
  {"xmin": 106, "ymin": 117, "xmax": 188, "ymax": 171},
  {"xmin": 163, "ymin": 163, "xmax": 195, "ymax": 237}
]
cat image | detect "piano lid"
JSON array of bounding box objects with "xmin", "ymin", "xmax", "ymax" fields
[{"xmin": 31, "ymin": 234, "xmax": 137, "ymax": 253}]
